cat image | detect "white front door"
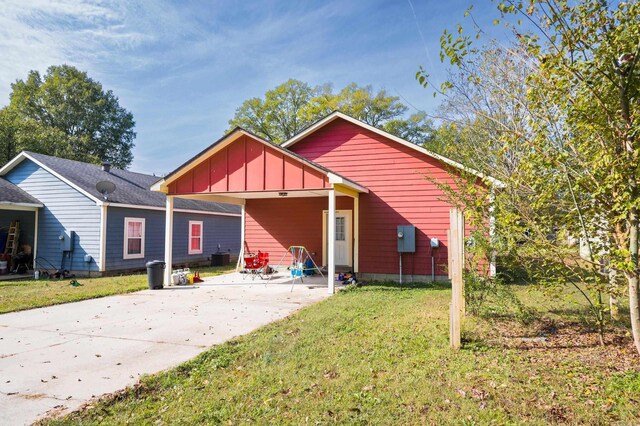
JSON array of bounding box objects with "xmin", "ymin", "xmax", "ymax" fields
[{"xmin": 323, "ymin": 210, "xmax": 352, "ymax": 266}]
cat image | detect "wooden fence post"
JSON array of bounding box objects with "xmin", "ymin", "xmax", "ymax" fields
[{"xmin": 449, "ymin": 208, "xmax": 464, "ymax": 350}]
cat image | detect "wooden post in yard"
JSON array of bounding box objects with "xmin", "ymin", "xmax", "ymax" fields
[
  {"xmin": 449, "ymin": 208, "xmax": 464, "ymax": 350},
  {"xmin": 459, "ymin": 210, "xmax": 466, "ymax": 317},
  {"xmin": 447, "ymin": 229, "xmax": 452, "ymax": 280}
]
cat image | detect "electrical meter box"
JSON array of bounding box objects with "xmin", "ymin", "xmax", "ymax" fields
[
  {"xmin": 60, "ymin": 230, "xmax": 75, "ymax": 252},
  {"xmin": 397, "ymin": 225, "xmax": 416, "ymax": 253}
]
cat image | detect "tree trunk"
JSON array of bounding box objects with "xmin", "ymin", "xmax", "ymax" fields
[
  {"xmin": 619, "ymin": 59, "xmax": 640, "ymax": 355},
  {"xmin": 626, "ymin": 208, "xmax": 640, "ymax": 355}
]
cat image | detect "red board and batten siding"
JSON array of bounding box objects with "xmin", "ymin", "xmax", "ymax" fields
[
  {"xmin": 289, "ymin": 118, "xmax": 462, "ymax": 276},
  {"xmin": 245, "ymin": 197, "xmax": 353, "ymax": 266},
  {"xmin": 167, "ymin": 135, "xmax": 329, "ymax": 195}
]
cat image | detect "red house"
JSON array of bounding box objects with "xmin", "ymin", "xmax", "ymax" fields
[{"xmin": 152, "ymin": 112, "xmax": 499, "ymax": 292}]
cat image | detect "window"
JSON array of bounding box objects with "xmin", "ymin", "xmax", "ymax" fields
[
  {"xmin": 123, "ymin": 218, "xmax": 145, "ymax": 259},
  {"xmin": 188, "ymin": 221, "xmax": 203, "ymax": 255},
  {"xmin": 335, "ymin": 216, "xmax": 346, "ymax": 241}
]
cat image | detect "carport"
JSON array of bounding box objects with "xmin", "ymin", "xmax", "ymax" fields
[
  {"xmin": 151, "ymin": 129, "xmax": 368, "ymax": 293},
  {"xmin": 0, "ymin": 178, "xmax": 42, "ymax": 273}
]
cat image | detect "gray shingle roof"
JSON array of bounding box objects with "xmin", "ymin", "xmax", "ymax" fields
[
  {"xmin": 0, "ymin": 178, "xmax": 42, "ymax": 205},
  {"xmin": 23, "ymin": 152, "xmax": 240, "ymax": 215}
]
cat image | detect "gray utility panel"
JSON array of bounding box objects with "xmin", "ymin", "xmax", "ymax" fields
[
  {"xmin": 60, "ymin": 230, "xmax": 75, "ymax": 252},
  {"xmin": 397, "ymin": 225, "xmax": 416, "ymax": 253}
]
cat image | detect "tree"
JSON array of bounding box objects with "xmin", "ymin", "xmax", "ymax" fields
[
  {"xmin": 228, "ymin": 80, "xmax": 435, "ymax": 145},
  {"xmin": 383, "ymin": 111, "xmax": 436, "ymax": 147},
  {"xmin": 1, "ymin": 65, "xmax": 135, "ymax": 168},
  {"xmin": 227, "ymin": 79, "xmax": 327, "ymax": 143},
  {"xmin": 419, "ymin": 1, "xmax": 640, "ymax": 353}
]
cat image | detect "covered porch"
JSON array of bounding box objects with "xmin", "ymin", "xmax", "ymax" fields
[
  {"xmin": 151, "ymin": 129, "xmax": 368, "ymax": 293},
  {"xmin": 0, "ymin": 179, "xmax": 42, "ymax": 275}
]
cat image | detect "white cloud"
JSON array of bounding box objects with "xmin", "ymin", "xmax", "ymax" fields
[
  {"xmin": 0, "ymin": 0, "xmax": 456, "ymax": 173},
  {"xmin": 0, "ymin": 0, "xmax": 160, "ymax": 102}
]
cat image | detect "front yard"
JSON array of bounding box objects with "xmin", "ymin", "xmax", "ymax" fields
[
  {"xmin": 44, "ymin": 282, "xmax": 640, "ymax": 425},
  {"xmin": 0, "ymin": 265, "xmax": 235, "ymax": 314}
]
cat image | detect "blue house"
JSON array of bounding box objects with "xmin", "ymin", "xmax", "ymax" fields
[{"xmin": 0, "ymin": 152, "xmax": 241, "ymax": 276}]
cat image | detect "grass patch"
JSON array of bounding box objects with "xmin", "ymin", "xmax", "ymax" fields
[
  {"xmin": 45, "ymin": 281, "xmax": 639, "ymax": 425},
  {"xmin": 0, "ymin": 265, "xmax": 234, "ymax": 314}
]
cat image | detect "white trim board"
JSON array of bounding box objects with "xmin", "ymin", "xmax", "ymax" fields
[
  {"xmin": 322, "ymin": 209, "xmax": 353, "ymax": 268},
  {"xmin": 123, "ymin": 217, "xmax": 145, "ymax": 260},
  {"xmin": 0, "ymin": 203, "xmax": 42, "ymax": 211},
  {"xmin": 188, "ymin": 220, "xmax": 204, "ymax": 255},
  {"xmin": 281, "ymin": 111, "xmax": 504, "ymax": 188},
  {"xmin": 99, "ymin": 204, "xmax": 108, "ymax": 271},
  {"xmin": 105, "ymin": 203, "xmax": 241, "ymax": 217}
]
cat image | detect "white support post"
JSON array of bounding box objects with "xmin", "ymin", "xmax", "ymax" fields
[
  {"xmin": 99, "ymin": 204, "xmax": 107, "ymax": 272},
  {"xmin": 353, "ymin": 195, "xmax": 359, "ymax": 273},
  {"xmin": 236, "ymin": 202, "xmax": 246, "ymax": 272},
  {"xmin": 164, "ymin": 195, "xmax": 174, "ymax": 286},
  {"xmin": 328, "ymin": 189, "xmax": 336, "ymax": 294},
  {"xmin": 33, "ymin": 208, "xmax": 39, "ymax": 270}
]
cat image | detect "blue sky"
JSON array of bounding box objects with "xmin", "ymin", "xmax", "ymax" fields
[{"xmin": 0, "ymin": 0, "xmax": 507, "ymax": 174}]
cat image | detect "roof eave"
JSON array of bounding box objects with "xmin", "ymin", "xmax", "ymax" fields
[
  {"xmin": 0, "ymin": 152, "xmax": 28, "ymax": 176},
  {"xmin": 328, "ymin": 173, "xmax": 369, "ymax": 193},
  {"xmin": 0, "ymin": 202, "xmax": 43, "ymax": 210}
]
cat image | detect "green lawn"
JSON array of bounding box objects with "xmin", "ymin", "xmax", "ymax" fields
[
  {"xmin": 0, "ymin": 265, "xmax": 235, "ymax": 314},
  {"xmin": 45, "ymin": 282, "xmax": 640, "ymax": 425}
]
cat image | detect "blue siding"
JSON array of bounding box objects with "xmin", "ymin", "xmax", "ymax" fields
[
  {"xmin": 105, "ymin": 207, "xmax": 240, "ymax": 271},
  {"xmin": 5, "ymin": 160, "xmax": 101, "ymax": 272}
]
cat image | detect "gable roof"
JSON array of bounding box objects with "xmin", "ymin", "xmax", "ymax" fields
[
  {"xmin": 151, "ymin": 127, "xmax": 368, "ymax": 194},
  {"xmin": 281, "ymin": 111, "xmax": 504, "ymax": 188},
  {"xmin": 0, "ymin": 178, "xmax": 43, "ymax": 207},
  {"xmin": 0, "ymin": 152, "xmax": 240, "ymax": 215}
]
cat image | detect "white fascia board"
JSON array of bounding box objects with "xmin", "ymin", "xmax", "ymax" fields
[
  {"xmin": 152, "ymin": 130, "xmax": 247, "ymax": 192},
  {"xmin": 175, "ymin": 208, "xmax": 241, "ymax": 217},
  {"xmin": 1, "ymin": 152, "xmax": 104, "ymax": 205},
  {"xmin": 283, "ymin": 112, "xmax": 505, "ymax": 188},
  {"xmin": 103, "ymin": 202, "xmax": 241, "ymax": 217},
  {"xmin": 150, "ymin": 179, "xmax": 165, "ymax": 192},
  {"xmin": 0, "ymin": 203, "xmax": 42, "ymax": 211},
  {"xmin": 327, "ymin": 173, "xmax": 369, "ymax": 193},
  {"xmin": 0, "ymin": 153, "xmax": 28, "ymax": 175}
]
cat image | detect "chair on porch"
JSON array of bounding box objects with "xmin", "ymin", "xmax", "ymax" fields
[{"xmin": 243, "ymin": 251, "xmax": 270, "ymax": 280}]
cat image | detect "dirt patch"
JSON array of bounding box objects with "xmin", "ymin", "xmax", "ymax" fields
[
  {"xmin": 485, "ymin": 318, "xmax": 640, "ymax": 372},
  {"xmin": 21, "ymin": 393, "xmax": 47, "ymax": 400}
]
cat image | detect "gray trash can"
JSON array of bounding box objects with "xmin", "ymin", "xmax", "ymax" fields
[{"xmin": 146, "ymin": 260, "xmax": 165, "ymax": 289}]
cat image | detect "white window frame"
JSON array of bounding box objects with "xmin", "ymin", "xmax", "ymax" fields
[
  {"xmin": 188, "ymin": 220, "xmax": 204, "ymax": 255},
  {"xmin": 123, "ymin": 217, "xmax": 145, "ymax": 260}
]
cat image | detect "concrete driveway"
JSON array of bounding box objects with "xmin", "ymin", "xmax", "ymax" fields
[{"xmin": 0, "ymin": 278, "xmax": 330, "ymax": 425}]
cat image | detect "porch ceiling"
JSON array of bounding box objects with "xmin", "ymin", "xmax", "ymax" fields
[{"xmin": 173, "ymin": 187, "xmax": 360, "ymax": 206}]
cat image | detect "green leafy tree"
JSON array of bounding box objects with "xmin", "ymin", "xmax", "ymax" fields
[
  {"xmin": 383, "ymin": 111, "xmax": 436, "ymax": 147},
  {"xmin": 229, "ymin": 80, "xmax": 434, "ymax": 145},
  {"xmin": 1, "ymin": 65, "xmax": 135, "ymax": 168},
  {"xmin": 419, "ymin": 1, "xmax": 640, "ymax": 353}
]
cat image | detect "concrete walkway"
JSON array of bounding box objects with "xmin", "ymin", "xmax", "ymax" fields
[{"xmin": 0, "ymin": 278, "xmax": 330, "ymax": 425}]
